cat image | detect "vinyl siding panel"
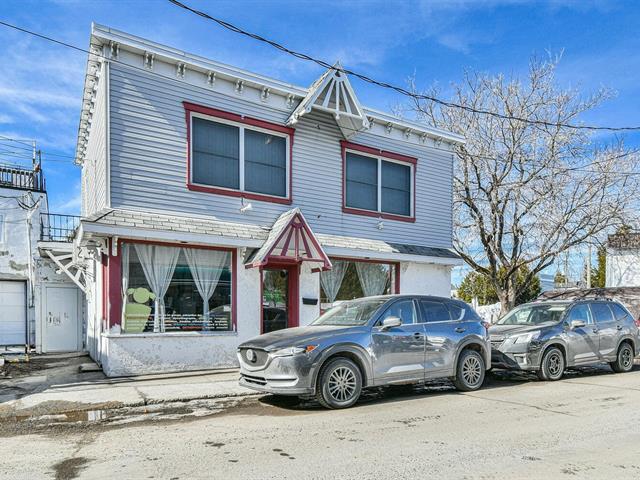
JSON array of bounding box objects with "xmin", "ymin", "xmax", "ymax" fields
[
  {"xmin": 108, "ymin": 63, "xmax": 453, "ymax": 248},
  {"xmin": 81, "ymin": 62, "xmax": 108, "ymax": 216}
]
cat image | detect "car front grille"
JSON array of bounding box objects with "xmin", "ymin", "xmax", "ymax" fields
[
  {"xmin": 490, "ymin": 335, "xmax": 505, "ymax": 349},
  {"xmin": 238, "ymin": 347, "xmax": 269, "ymax": 368}
]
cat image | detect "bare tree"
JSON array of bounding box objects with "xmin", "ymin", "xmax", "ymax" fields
[{"xmin": 409, "ymin": 56, "xmax": 640, "ymax": 314}]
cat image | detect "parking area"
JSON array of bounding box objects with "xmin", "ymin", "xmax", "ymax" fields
[{"xmin": 1, "ymin": 363, "xmax": 639, "ymax": 479}]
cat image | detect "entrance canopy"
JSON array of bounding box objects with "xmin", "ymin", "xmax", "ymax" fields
[{"xmin": 246, "ymin": 208, "xmax": 332, "ymax": 271}]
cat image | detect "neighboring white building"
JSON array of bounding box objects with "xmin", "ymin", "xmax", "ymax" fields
[
  {"xmin": 0, "ymin": 164, "xmax": 84, "ymax": 352},
  {"xmin": 74, "ymin": 24, "xmax": 465, "ymax": 376},
  {"xmin": 606, "ymin": 232, "xmax": 640, "ymax": 287}
]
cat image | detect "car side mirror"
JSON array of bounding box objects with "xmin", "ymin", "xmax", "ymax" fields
[
  {"xmin": 570, "ymin": 319, "xmax": 586, "ymax": 329},
  {"xmin": 381, "ymin": 316, "xmax": 402, "ymax": 330}
]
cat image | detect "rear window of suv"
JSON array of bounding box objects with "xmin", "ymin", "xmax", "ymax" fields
[{"xmin": 609, "ymin": 303, "xmax": 632, "ymax": 323}]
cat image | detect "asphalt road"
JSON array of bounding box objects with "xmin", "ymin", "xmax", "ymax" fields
[{"xmin": 2, "ymin": 366, "xmax": 640, "ymax": 480}]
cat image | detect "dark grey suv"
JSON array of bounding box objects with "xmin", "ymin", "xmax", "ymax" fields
[
  {"xmin": 238, "ymin": 295, "xmax": 490, "ymax": 409},
  {"xmin": 490, "ymin": 299, "xmax": 639, "ymax": 380}
]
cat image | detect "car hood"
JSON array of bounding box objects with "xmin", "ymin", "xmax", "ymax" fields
[
  {"xmin": 239, "ymin": 325, "xmax": 364, "ymax": 351},
  {"xmin": 489, "ymin": 323, "xmax": 555, "ymax": 337}
]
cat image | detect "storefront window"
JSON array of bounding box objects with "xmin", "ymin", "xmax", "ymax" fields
[
  {"xmin": 320, "ymin": 259, "xmax": 396, "ymax": 310},
  {"xmin": 121, "ymin": 243, "xmax": 233, "ymax": 333}
]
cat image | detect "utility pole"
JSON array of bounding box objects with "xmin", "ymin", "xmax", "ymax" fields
[{"xmin": 586, "ymin": 244, "xmax": 592, "ymax": 288}]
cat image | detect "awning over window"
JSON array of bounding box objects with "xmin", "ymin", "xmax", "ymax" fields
[{"xmin": 246, "ymin": 208, "xmax": 332, "ymax": 271}]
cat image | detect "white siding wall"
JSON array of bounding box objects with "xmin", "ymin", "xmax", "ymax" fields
[
  {"xmin": 107, "ymin": 63, "xmax": 453, "ymax": 248},
  {"xmin": 299, "ymin": 262, "xmax": 320, "ymax": 326},
  {"xmin": 399, "ymin": 262, "xmax": 452, "ymax": 298},
  {"xmin": 606, "ymin": 249, "xmax": 640, "ymax": 287},
  {"xmin": 81, "ymin": 62, "xmax": 108, "ymax": 217}
]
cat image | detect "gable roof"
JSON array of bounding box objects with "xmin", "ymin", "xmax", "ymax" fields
[
  {"xmin": 287, "ymin": 63, "xmax": 369, "ymax": 139},
  {"xmin": 247, "ymin": 208, "xmax": 331, "ymax": 270}
]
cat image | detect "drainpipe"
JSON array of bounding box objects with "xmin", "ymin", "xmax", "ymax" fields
[{"xmin": 24, "ymin": 195, "xmax": 42, "ymax": 350}]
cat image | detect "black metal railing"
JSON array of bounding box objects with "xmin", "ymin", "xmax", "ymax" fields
[
  {"xmin": 40, "ymin": 213, "xmax": 80, "ymax": 242},
  {"xmin": 0, "ymin": 164, "xmax": 46, "ymax": 192}
]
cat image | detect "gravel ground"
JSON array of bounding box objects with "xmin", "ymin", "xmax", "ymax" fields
[{"xmin": 1, "ymin": 365, "xmax": 639, "ymax": 480}]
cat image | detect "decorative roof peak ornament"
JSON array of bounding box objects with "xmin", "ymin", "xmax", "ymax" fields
[{"xmin": 287, "ymin": 62, "xmax": 369, "ymax": 139}]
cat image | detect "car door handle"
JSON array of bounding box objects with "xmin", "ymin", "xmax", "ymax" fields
[
  {"xmin": 413, "ymin": 332, "xmax": 424, "ymax": 339},
  {"xmin": 592, "ymin": 328, "xmax": 599, "ymax": 333},
  {"xmin": 455, "ymin": 327, "xmax": 466, "ymax": 333},
  {"xmin": 617, "ymin": 325, "xmax": 623, "ymax": 331}
]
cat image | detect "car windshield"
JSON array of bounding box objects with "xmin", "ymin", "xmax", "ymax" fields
[
  {"xmin": 497, "ymin": 304, "xmax": 568, "ymax": 326},
  {"xmin": 312, "ymin": 299, "xmax": 387, "ymax": 326}
]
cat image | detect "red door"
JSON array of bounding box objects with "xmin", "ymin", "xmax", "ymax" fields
[{"xmin": 261, "ymin": 264, "xmax": 299, "ymax": 333}]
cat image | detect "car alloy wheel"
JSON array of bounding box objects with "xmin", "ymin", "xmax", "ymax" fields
[
  {"xmin": 316, "ymin": 357, "xmax": 363, "ymax": 409},
  {"xmin": 328, "ymin": 366, "xmax": 357, "ymax": 402},
  {"xmin": 611, "ymin": 343, "xmax": 634, "ymax": 373},
  {"xmin": 462, "ymin": 355, "xmax": 482, "ymax": 386},
  {"xmin": 547, "ymin": 352, "xmax": 562, "ymax": 377},
  {"xmin": 453, "ymin": 350, "xmax": 485, "ymax": 392},
  {"xmin": 537, "ymin": 347, "xmax": 565, "ymax": 381}
]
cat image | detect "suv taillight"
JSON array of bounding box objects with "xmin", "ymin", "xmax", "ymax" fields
[{"xmin": 635, "ymin": 317, "xmax": 640, "ymax": 328}]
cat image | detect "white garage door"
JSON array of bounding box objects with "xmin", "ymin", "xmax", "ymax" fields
[{"xmin": 0, "ymin": 281, "xmax": 27, "ymax": 346}]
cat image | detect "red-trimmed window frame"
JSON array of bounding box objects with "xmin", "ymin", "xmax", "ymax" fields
[
  {"xmin": 341, "ymin": 140, "xmax": 417, "ymax": 223},
  {"xmin": 106, "ymin": 237, "xmax": 238, "ymax": 333},
  {"xmin": 184, "ymin": 101, "xmax": 294, "ymax": 205}
]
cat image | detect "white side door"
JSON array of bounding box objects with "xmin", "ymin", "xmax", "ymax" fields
[
  {"xmin": 0, "ymin": 281, "xmax": 27, "ymax": 346},
  {"xmin": 44, "ymin": 286, "xmax": 80, "ymax": 352}
]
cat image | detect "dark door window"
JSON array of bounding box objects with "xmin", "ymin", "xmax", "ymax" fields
[
  {"xmin": 419, "ymin": 300, "xmax": 452, "ymax": 323},
  {"xmin": 380, "ymin": 300, "xmax": 416, "ymax": 325},
  {"xmin": 590, "ymin": 303, "xmax": 614, "ymax": 324}
]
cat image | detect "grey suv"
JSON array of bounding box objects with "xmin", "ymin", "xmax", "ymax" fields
[
  {"xmin": 490, "ymin": 299, "xmax": 639, "ymax": 380},
  {"xmin": 238, "ymin": 295, "xmax": 491, "ymax": 409}
]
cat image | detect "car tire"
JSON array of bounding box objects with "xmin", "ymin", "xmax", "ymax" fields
[
  {"xmin": 315, "ymin": 357, "xmax": 362, "ymax": 409},
  {"xmin": 537, "ymin": 347, "xmax": 565, "ymax": 381},
  {"xmin": 610, "ymin": 343, "xmax": 634, "ymax": 373},
  {"xmin": 453, "ymin": 349, "xmax": 485, "ymax": 392}
]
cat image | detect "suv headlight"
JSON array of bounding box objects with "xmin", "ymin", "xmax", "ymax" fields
[
  {"xmin": 269, "ymin": 345, "xmax": 318, "ymax": 357},
  {"xmin": 511, "ymin": 332, "xmax": 539, "ymax": 344}
]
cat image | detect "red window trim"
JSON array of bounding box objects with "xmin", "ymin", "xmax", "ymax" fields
[
  {"xmin": 184, "ymin": 101, "xmax": 294, "ymax": 205},
  {"xmin": 340, "ymin": 140, "xmax": 417, "ymax": 223},
  {"xmin": 107, "ymin": 238, "xmax": 238, "ymax": 333}
]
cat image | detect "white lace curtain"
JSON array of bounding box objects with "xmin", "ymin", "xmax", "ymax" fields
[
  {"xmin": 183, "ymin": 248, "xmax": 230, "ymax": 329},
  {"xmin": 320, "ymin": 260, "xmax": 348, "ymax": 303},
  {"xmin": 134, "ymin": 244, "xmax": 180, "ymax": 332},
  {"xmin": 355, "ymin": 262, "xmax": 389, "ymax": 297}
]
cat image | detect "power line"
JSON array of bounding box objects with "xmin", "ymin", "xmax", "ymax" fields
[
  {"xmin": 1, "ymin": 17, "xmax": 639, "ymax": 177},
  {"xmin": 0, "ymin": 134, "xmax": 34, "ymax": 146},
  {"xmin": 167, "ymin": 0, "xmax": 640, "ymax": 133}
]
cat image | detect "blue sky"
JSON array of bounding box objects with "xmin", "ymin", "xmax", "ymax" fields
[{"xmin": 1, "ymin": 0, "xmax": 639, "ymax": 282}]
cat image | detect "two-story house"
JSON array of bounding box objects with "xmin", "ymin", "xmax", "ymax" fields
[{"xmin": 75, "ymin": 24, "xmax": 464, "ymax": 376}]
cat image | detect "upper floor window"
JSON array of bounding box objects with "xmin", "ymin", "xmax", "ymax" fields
[
  {"xmin": 341, "ymin": 141, "xmax": 416, "ymax": 222},
  {"xmin": 185, "ymin": 102, "xmax": 293, "ymax": 204}
]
